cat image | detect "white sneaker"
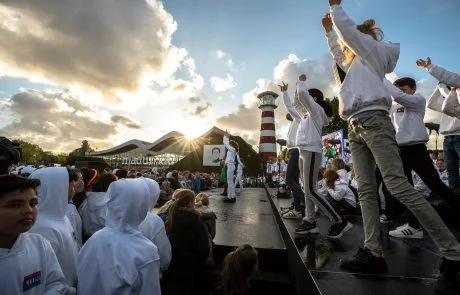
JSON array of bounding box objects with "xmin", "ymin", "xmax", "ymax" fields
[
  {"xmin": 282, "ymin": 209, "xmax": 303, "ymax": 220},
  {"xmin": 380, "ymin": 214, "xmax": 390, "ymax": 224},
  {"xmin": 389, "ymin": 223, "xmax": 423, "ymax": 239}
]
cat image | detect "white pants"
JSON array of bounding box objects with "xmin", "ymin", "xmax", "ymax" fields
[
  {"xmin": 235, "ymin": 170, "xmax": 243, "ymax": 192},
  {"xmin": 227, "ymin": 163, "xmax": 236, "ymax": 198}
]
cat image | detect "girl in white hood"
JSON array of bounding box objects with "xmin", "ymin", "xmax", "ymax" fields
[
  {"xmin": 77, "ymin": 178, "xmax": 161, "ymax": 295},
  {"xmin": 324, "ymin": 1, "xmax": 460, "ymax": 290},
  {"xmin": 139, "ymin": 177, "xmax": 172, "ymax": 272},
  {"xmin": 28, "ymin": 167, "xmax": 79, "ymax": 288}
]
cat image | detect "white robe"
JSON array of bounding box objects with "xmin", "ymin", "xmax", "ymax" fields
[
  {"xmin": 66, "ymin": 203, "xmax": 82, "ymax": 249},
  {"xmin": 77, "ymin": 179, "xmax": 161, "ymax": 295},
  {"xmin": 0, "ymin": 233, "xmax": 73, "ymax": 294},
  {"xmin": 79, "ymin": 192, "xmax": 108, "ymax": 236},
  {"xmin": 29, "ymin": 167, "xmax": 79, "ymax": 287}
]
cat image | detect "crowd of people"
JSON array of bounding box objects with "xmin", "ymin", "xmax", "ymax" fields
[
  {"xmin": 2, "ymin": 0, "xmax": 460, "ymax": 294},
  {"xmin": 274, "ymin": 0, "xmax": 460, "ymax": 293}
]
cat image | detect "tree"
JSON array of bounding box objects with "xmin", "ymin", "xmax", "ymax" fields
[
  {"xmin": 70, "ymin": 140, "xmax": 95, "ymax": 157},
  {"xmin": 14, "ymin": 140, "xmax": 68, "ymax": 165},
  {"xmin": 322, "ymin": 97, "xmax": 348, "ymax": 137}
]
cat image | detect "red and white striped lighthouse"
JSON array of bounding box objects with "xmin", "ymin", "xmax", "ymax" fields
[{"xmin": 257, "ymin": 91, "xmax": 278, "ymax": 161}]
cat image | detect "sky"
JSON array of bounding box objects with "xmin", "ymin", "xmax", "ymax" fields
[{"xmin": 0, "ymin": 0, "xmax": 459, "ymax": 153}]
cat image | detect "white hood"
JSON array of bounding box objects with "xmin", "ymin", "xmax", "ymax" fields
[
  {"xmin": 141, "ymin": 178, "xmax": 160, "ymax": 210},
  {"xmin": 105, "ymin": 179, "xmax": 150, "ymax": 232},
  {"xmin": 86, "ymin": 192, "xmax": 108, "ymax": 210},
  {"xmin": 29, "ymin": 167, "xmax": 68, "ymax": 221}
]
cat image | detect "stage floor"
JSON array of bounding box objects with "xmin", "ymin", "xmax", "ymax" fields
[{"xmin": 268, "ymin": 188, "xmax": 460, "ymax": 295}]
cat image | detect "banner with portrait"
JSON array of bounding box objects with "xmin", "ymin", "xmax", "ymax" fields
[
  {"xmin": 321, "ymin": 129, "xmax": 345, "ymax": 167},
  {"xmin": 203, "ymin": 145, "xmax": 225, "ymax": 166}
]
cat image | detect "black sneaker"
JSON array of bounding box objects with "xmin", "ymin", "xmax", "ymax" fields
[
  {"xmin": 220, "ymin": 192, "xmax": 227, "ymax": 196},
  {"xmin": 327, "ymin": 221, "xmax": 353, "ymax": 239},
  {"xmin": 436, "ymin": 258, "xmax": 460, "ymax": 295},
  {"xmin": 295, "ymin": 221, "xmax": 319, "ymax": 235},
  {"xmin": 223, "ymin": 198, "xmax": 236, "ymax": 203},
  {"xmin": 340, "ymin": 248, "xmax": 388, "ymax": 273}
]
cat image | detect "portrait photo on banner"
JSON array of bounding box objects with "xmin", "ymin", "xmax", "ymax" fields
[{"xmin": 203, "ymin": 145, "xmax": 225, "ymax": 166}]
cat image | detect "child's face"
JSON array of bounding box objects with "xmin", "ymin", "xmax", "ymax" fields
[
  {"xmin": 0, "ymin": 189, "xmax": 38, "ymax": 236},
  {"xmin": 397, "ymin": 85, "xmax": 416, "ymax": 95}
]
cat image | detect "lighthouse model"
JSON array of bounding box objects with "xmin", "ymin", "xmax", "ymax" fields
[{"xmin": 257, "ymin": 91, "xmax": 278, "ymax": 161}]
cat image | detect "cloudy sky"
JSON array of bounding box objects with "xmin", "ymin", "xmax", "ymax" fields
[{"xmin": 0, "ymin": 0, "xmax": 459, "ymax": 153}]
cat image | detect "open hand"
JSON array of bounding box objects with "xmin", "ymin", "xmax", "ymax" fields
[
  {"xmin": 322, "ymin": 13, "xmax": 333, "ymax": 33},
  {"xmin": 278, "ymin": 81, "xmax": 288, "ymax": 92},
  {"xmin": 329, "ymin": 0, "xmax": 342, "ymax": 6},
  {"xmin": 416, "ymin": 57, "xmax": 431, "ymax": 69}
]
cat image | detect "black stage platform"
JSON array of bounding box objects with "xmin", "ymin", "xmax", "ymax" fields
[{"xmin": 267, "ymin": 187, "xmax": 460, "ymax": 295}]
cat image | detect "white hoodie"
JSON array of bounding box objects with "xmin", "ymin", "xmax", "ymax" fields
[
  {"xmin": 384, "ymin": 80, "xmax": 429, "ymax": 145},
  {"xmin": 295, "ymin": 81, "xmax": 330, "ymax": 153},
  {"xmin": 66, "ymin": 203, "xmax": 82, "ymax": 249},
  {"xmin": 0, "ymin": 233, "xmax": 72, "ymax": 295},
  {"xmin": 427, "ymin": 64, "xmax": 460, "ymax": 88},
  {"xmin": 223, "ymin": 135, "xmax": 236, "ymax": 165},
  {"xmin": 326, "ymin": 179, "xmax": 357, "ymax": 208},
  {"xmin": 336, "ymin": 168, "xmax": 349, "ymax": 184},
  {"xmin": 79, "ymin": 192, "xmax": 108, "ymax": 236},
  {"xmin": 427, "ymin": 84, "xmax": 460, "ymax": 135},
  {"xmin": 282, "ymin": 91, "xmax": 302, "ymax": 149},
  {"xmin": 139, "ymin": 178, "xmax": 172, "ymax": 272},
  {"xmin": 329, "ymin": 5, "xmax": 400, "ymax": 120},
  {"xmin": 77, "ymin": 179, "xmax": 161, "ymax": 295},
  {"xmin": 29, "ymin": 167, "xmax": 79, "ymax": 288},
  {"xmin": 236, "ymin": 154, "xmax": 244, "ymax": 174}
]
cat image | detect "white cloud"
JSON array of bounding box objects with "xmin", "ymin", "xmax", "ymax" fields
[
  {"xmin": 0, "ymin": 0, "xmax": 189, "ymax": 100},
  {"xmin": 210, "ymin": 74, "xmax": 237, "ymax": 93},
  {"xmin": 216, "ymin": 50, "xmax": 234, "ymax": 70}
]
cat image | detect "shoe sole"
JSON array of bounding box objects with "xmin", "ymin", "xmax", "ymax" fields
[
  {"xmin": 295, "ymin": 228, "xmax": 320, "ymax": 235},
  {"xmin": 389, "ymin": 233, "xmax": 423, "ymax": 239},
  {"xmin": 328, "ymin": 222, "xmax": 353, "ymax": 239}
]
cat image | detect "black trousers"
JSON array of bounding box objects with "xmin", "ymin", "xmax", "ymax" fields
[{"xmin": 400, "ymin": 144, "xmax": 459, "ymax": 227}]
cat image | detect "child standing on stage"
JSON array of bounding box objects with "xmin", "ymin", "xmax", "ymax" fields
[
  {"xmin": 223, "ymin": 132, "xmax": 238, "ymax": 203},
  {"xmin": 235, "ymin": 153, "xmax": 245, "ymax": 195},
  {"xmin": 324, "ymin": 2, "xmax": 460, "ymax": 292},
  {"xmin": 289, "ymin": 76, "xmax": 353, "ymax": 239}
]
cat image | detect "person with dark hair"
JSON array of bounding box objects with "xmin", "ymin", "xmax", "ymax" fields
[
  {"xmin": 278, "ymin": 81, "xmax": 305, "ymax": 219},
  {"xmin": 163, "ymin": 189, "xmax": 210, "ymax": 295},
  {"xmin": 319, "ymin": 169, "xmax": 356, "ymax": 214},
  {"xmin": 214, "ymin": 244, "xmax": 258, "ymax": 295},
  {"xmin": 28, "ymin": 167, "xmax": 79, "ymax": 288},
  {"xmin": 72, "ymin": 168, "xmax": 98, "ymax": 209},
  {"xmin": 323, "ymin": 2, "xmax": 460, "ymax": 289},
  {"xmin": 0, "ymin": 175, "xmax": 72, "ymax": 294},
  {"xmin": 66, "ymin": 168, "xmax": 84, "ymax": 248},
  {"xmin": 115, "ymin": 168, "xmax": 128, "ymax": 179},
  {"xmin": 292, "ymin": 76, "xmax": 352, "ymax": 239},
  {"xmin": 212, "ymin": 147, "xmax": 223, "ymax": 163},
  {"xmin": 79, "ymin": 173, "xmax": 117, "ymax": 239},
  {"xmin": 384, "ymin": 77, "xmax": 460, "ymax": 238},
  {"xmin": 77, "ymin": 178, "xmax": 161, "ymax": 294},
  {"xmin": 223, "ymin": 133, "xmax": 238, "ymax": 203}
]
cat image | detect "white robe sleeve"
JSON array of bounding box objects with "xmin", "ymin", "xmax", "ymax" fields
[{"xmin": 427, "ymin": 64, "xmax": 460, "ymax": 88}]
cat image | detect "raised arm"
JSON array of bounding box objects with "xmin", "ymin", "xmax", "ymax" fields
[
  {"xmin": 323, "ymin": 13, "xmax": 348, "ymax": 71},
  {"xmin": 383, "ymin": 79, "xmax": 426, "ymax": 111},
  {"xmin": 428, "ymin": 65, "xmax": 460, "ymax": 88},
  {"xmin": 296, "ymin": 81, "xmax": 322, "ymax": 117},
  {"xmin": 223, "ymin": 135, "xmax": 235, "ymax": 152},
  {"xmin": 279, "ymin": 82, "xmax": 302, "ymax": 120},
  {"xmin": 329, "ymin": 3, "xmax": 375, "ymax": 59}
]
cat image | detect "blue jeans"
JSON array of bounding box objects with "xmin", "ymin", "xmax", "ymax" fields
[
  {"xmin": 444, "ymin": 135, "xmax": 460, "ymax": 196},
  {"xmin": 285, "ymin": 148, "xmax": 304, "ymax": 211}
]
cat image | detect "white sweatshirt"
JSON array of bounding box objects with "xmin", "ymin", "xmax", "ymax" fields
[
  {"xmin": 326, "ymin": 180, "xmax": 357, "ymax": 208},
  {"xmin": 427, "ymin": 84, "xmax": 460, "ymax": 135},
  {"xmin": 223, "ymin": 135, "xmax": 236, "ymax": 165},
  {"xmin": 139, "ymin": 178, "xmax": 172, "ymax": 272},
  {"xmin": 384, "ymin": 80, "xmax": 429, "ymax": 145},
  {"xmin": 77, "ymin": 179, "xmax": 161, "ymax": 295},
  {"xmin": 329, "ymin": 5, "xmax": 400, "ymax": 120},
  {"xmin": 295, "ymin": 81, "xmax": 329, "ymax": 153},
  {"xmin": 427, "ymin": 64, "xmax": 460, "ymax": 88},
  {"xmin": 336, "ymin": 169, "xmax": 349, "ymax": 184},
  {"xmin": 66, "ymin": 203, "xmax": 82, "ymax": 249},
  {"xmin": 79, "ymin": 192, "xmax": 108, "ymax": 236},
  {"xmin": 0, "ymin": 233, "xmax": 73, "ymax": 295},
  {"xmin": 282, "ymin": 91, "xmax": 302, "ymax": 149},
  {"xmin": 28, "ymin": 167, "xmax": 79, "ymax": 287}
]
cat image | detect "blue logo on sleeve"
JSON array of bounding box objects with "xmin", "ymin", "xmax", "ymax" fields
[{"xmin": 23, "ymin": 271, "xmax": 41, "ymax": 291}]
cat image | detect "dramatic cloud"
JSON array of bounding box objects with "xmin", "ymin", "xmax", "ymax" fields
[
  {"xmin": 0, "ymin": 0, "xmax": 187, "ymax": 98},
  {"xmin": 188, "ymin": 96, "xmax": 202, "ymax": 104},
  {"xmin": 0, "ymin": 89, "xmax": 138, "ymax": 152},
  {"xmin": 190, "ymin": 102, "xmax": 212, "ymax": 117},
  {"xmin": 110, "ymin": 116, "xmax": 141, "ymax": 129},
  {"xmin": 210, "ymin": 74, "xmax": 237, "ymax": 93}
]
